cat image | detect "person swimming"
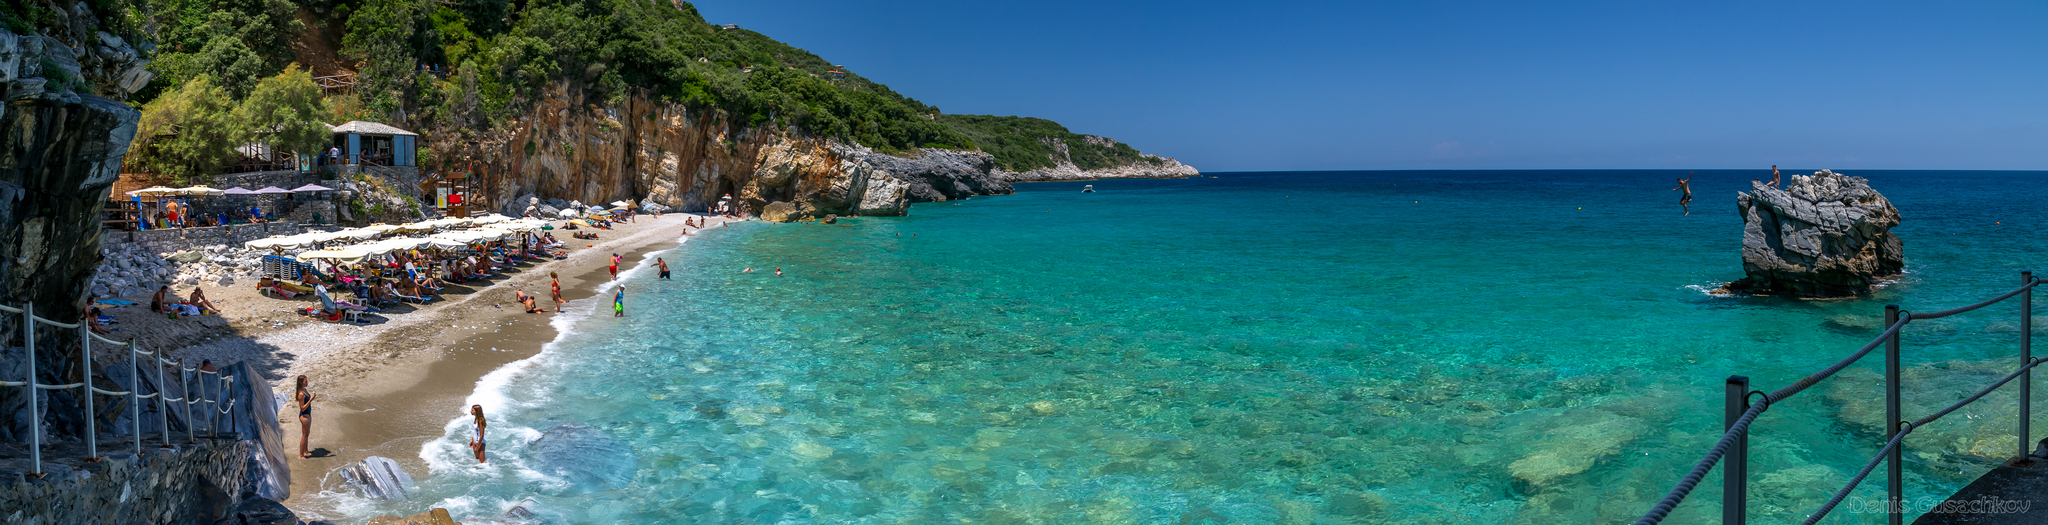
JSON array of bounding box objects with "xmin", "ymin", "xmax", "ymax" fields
[{"xmin": 775, "ymin": 267, "xmax": 782, "ymax": 277}]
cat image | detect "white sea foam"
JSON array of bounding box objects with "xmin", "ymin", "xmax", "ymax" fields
[{"xmin": 399, "ymin": 229, "xmax": 701, "ymax": 518}]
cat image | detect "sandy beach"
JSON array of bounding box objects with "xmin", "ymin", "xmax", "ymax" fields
[{"xmin": 95, "ymin": 212, "xmax": 735, "ymax": 519}]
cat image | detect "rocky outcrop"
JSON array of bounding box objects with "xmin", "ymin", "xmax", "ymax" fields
[
  {"xmin": 0, "ymin": 37, "xmax": 143, "ymax": 446},
  {"xmin": 440, "ymin": 85, "xmax": 1148, "ymax": 224},
  {"xmin": 1723, "ymin": 170, "xmax": 1904, "ymax": 298},
  {"xmin": 1000, "ymin": 156, "xmax": 1200, "ymax": 182},
  {"xmin": 343, "ymin": 456, "xmax": 416, "ymax": 501}
]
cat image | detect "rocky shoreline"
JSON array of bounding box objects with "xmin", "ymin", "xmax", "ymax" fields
[{"xmin": 1000, "ymin": 156, "xmax": 1201, "ymax": 182}]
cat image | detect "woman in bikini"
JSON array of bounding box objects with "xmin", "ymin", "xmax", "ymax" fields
[
  {"xmin": 550, "ymin": 272, "xmax": 566, "ymax": 308},
  {"xmin": 295, "ymin": 375, "xmax": 315, "ymax": 459},
  {"xmin": 468, "ymin": 404, "xmax": 488, "ymax": 463}
]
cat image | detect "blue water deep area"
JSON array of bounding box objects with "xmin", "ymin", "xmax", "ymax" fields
[{"xmin": 323, "ymin": 170, "xmax": 2048, "ymax": 524}]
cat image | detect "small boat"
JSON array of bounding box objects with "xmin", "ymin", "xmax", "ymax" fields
[{"xmin": 1082, "ymin": 185, "xmax": 1095, "ymax": 193}]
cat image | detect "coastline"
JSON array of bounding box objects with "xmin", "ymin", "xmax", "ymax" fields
[{"xmin": 110, "ymin": 213, "xmax": 733, "ymax": 520}]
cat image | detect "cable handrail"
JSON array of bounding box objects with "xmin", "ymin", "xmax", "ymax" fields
[
  {"xmin": 1634, "ymin": 314, "xmax": 1912, "ymax": 524},
  {"xmin": 1637, "ymin": 274, "xmax": 2044, "ymax": 525},
  {"xmin": 1908, "ymin": 279, "xmax": 2040, "ymax": 319},
  {"xmin": 3, "ymin": 301, "xmax": 248, "ymax": 477}
]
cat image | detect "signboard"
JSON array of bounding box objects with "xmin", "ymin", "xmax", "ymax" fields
[{"xmin": 437, "ymin": 187, "xmax": 449, "ymax": 208}]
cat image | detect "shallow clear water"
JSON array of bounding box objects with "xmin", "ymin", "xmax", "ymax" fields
[{"xmin": 329, "ymin": 170, "xmax": 2048, "ymax": 524}]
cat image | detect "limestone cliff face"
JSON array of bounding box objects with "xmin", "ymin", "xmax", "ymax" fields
[
  {"xmin": 444, "ymin": 86, "xmax": 1016, "ymax": 223},
  {"xmin": 0, "ymin": 31, "xmax": 144, "ymax": 442}
]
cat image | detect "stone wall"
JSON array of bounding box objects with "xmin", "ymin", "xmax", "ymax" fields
[
  {"xmin": 110, "ymin": 222, "xmax": 307, "ymax": 256},
  {"xmin": 213, "ymin": 169, "xmax": 318, "ymax": 191},
  {"xmin": 0, "ymin": 437, "xmax": 255, "ymax": 524}
]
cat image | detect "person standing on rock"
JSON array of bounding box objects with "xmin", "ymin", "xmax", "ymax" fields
[
  {"xmin": 296, "ymin": 375, "xmax": 315, "ymax": 459},
  {"xmin": 1768, "ymin": 165, "xmax": 1781, "ymax": 188},
  {"xmin": 1673, "ymin": 173, "xmax": 1694, "ymax": 216}
]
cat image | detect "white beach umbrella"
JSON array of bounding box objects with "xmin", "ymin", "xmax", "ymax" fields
[
  {"xmin": 298, "ymin": 248, "xmax": 369, "ymax": 265},
  {"xmin": 179, "ymin": 186, "xmax": 226, "ymax": 196},
  {"xmin": 128, "ymin": 186, "xmax": 180, "ymax": 196},
  {"xmin": 424, "ymin": 237, "xmax": 469, "ymax": 251},
  {"xmin": 244, "ymin": 235, "xmax": 299, "ymax": 251}
]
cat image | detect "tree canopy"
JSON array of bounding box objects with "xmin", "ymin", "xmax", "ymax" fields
[
  {"xmin": 129, "ymin": 75, "xmax": 238, "ymax": 184},
  {"xmin": 234, "ymin": 65, "xmax": 330, "ymax": 159},
  {"xmin": 128, "ymin": 67, "xmax": 333, "ymax": 184}
]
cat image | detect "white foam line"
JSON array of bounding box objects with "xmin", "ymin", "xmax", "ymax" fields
[{"xmin": 420, "ymin": 214, "xmax": 726, "ymax": 477}]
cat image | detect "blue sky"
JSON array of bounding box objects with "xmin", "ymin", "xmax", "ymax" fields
[{"xmin": 690, "ymin": 1, "xmax": 2046, "ymax": 172}]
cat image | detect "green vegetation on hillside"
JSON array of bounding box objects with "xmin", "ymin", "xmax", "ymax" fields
[
  {"xmin": 127, "ymin": 67, "xmax": 328, "ymax": 184},
  {"xmin": 111, "ymin": 0, "xmax": 1170, "ymax": 171},
  {"xmin": 939, "ymin": 115, "xmax": 1167, "ymax": 172}
]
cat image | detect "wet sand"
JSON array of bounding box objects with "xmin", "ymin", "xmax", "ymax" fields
[{"xmin": 277, "ymin": 214, "xmax": 735, "ymax": 519}]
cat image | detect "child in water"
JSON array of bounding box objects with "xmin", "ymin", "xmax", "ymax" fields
[{"xmin": 613, "ymin": 285, "xmax": 626, "ymax": 317}]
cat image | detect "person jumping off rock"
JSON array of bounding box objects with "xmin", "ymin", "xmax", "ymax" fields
[{"xmin": 1673, "ymin": 172, "xmax": 1693, "ymax": 216}]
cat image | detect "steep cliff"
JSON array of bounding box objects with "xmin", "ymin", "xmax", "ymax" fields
[
  {"xmin": 0, "ymin": 24, "xmax": 146, "ymax": 443},
  {"xmin": 445, "ymin": 86, "xmax": 1017, "ymax": 223}
]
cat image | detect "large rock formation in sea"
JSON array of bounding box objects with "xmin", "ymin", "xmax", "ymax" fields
[{"xmin": 1722, "ymin": 170, "xmax": 1904, "ymax": 298}]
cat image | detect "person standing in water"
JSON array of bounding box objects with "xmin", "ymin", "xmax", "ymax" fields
[
  {"xmin": 295, "ymin": 375, "xmax": 315, "ymax": 459},
  {"xmin": 550, "ymin": 272, "xmax": 566, "ymax": 308},
  {"xmin": 468, "ymin": 405, "xmax": 488, "ymax": 463},
  {"xmin": 609, "ymin": 253, "xmax": 620, "ymax": 281},
  {"xmin": 1768, "ymin": 165, "xmax": 1781, "ymax": 188},
  {"xmin": 657, "ymin": 258, "xmax": 671, "ymax": 280},
  {"xmin": 1673, "ymin": 173, "xmax": 1693, "ymax": 216},
  {"xmin": 613, "ymin": 285, "xmax": 626, "ymax": 317}
]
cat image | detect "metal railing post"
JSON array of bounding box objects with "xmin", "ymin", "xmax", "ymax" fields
[
  {"xmin": 80, "ymin": 324, "xmax": 95, "ymax": 460},
  {"xmin": 1885, "ymin": 304, "xmax": 1903, "ymax": 525},
  {"xmin": 155, "ymin": 352, "xmax": 167, "ymax": 448},
  {"xmin": 22, "ymin": 304, "xmax": 39, "ymax": 477},
  {"xmin": 130, "ymin": 344, "xmax": 139, "ymax": 455},
  {"xmin": 1725, "ymin": 375, "xmax": 1750, "ymax": 525},
  {"xmin": 2023, "ymin": 271, "xmax": 2034, "ymax": 461},
  {"xmin": 179, "ymin": 359, "xmax": 193, "ymax": 444}
]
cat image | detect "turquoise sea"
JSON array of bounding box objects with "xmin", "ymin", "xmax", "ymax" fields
[{"xmin": 330, "ymin": 170, "xmax": 2048, "ymax": 524}]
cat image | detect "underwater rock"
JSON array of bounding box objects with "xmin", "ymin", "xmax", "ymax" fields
[
  {"xmin": 366, "ymin": 508, "xmax": 458, "ymax": 525},
  {"xmin": 532, "ymin": 423, "xmax": 636, "ymax": 493},
  {"xmin": 1507, "ymin": 408, "xmax": 1645, "ymax": 494},
  {"xmin": 1723, "ymin": 170, "xmax": 1903, "ymax": 298},
  {"xmin": 341, "ymin": 456, "xmax": 415, "ymax": 501}
]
